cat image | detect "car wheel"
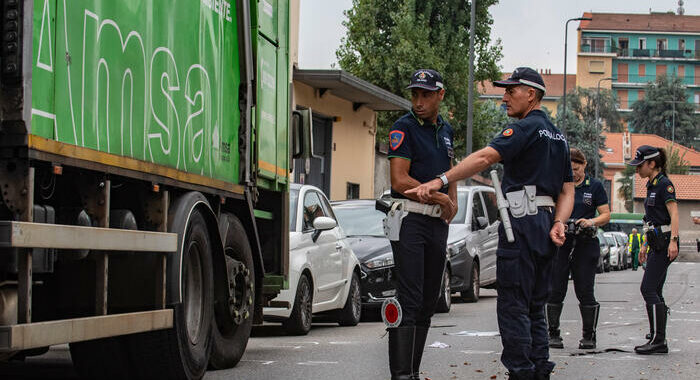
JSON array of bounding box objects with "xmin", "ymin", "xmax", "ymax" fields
[
  {"xmin": 435, "ymin": 269, "xmax": 451, "ymax": 313},
  {"xmin": 337, "ymin": 272, "xmax": 362, "ymax": 326},
  {"xmin": 283, "ymin": 274, "xmax": 313, "ymax": 335},
  {"xmin": 461, "ymin": 261, "xmax": 480, "ymax": 303}
]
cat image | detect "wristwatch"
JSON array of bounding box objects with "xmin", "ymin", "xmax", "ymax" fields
[
  {"xmin": 437, "ymin": 173, "xmax": 448, "ymax": 188},
  {"xmin": 671, "ymin": 236, "xmax": 679, "ymax": 242}
]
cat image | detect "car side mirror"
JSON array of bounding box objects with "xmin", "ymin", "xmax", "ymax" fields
[
  {"xmin": 312, "ymin": 216, "xmax": 337, "ymax": 242},
  {"xmin": 476, "ymin": 216, "xmax": 489, "ymax": 229}
]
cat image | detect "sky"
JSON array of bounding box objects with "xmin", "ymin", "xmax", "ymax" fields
[{"xmin": 298, "ymin": 0, "xmax": 700, "ymax": 74}]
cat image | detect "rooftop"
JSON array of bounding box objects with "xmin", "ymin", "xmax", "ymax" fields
[
  {"xmin": 600, "ymin": 132, "xmax": 700, "ymax": 167},
  {"xmin": 579, "ymin": 12, "xmax": 700, "ymax": 34},
  {"xmin": 634, "ymin": 174, "xmax": 700, "ymax": 200},
  {"xmin": 478, "ymin": 72, "xmax": 576, "ymax": 98}
]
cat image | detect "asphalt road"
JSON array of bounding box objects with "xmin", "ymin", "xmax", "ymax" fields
[{"xmin": 2, "ymin": 262, "xmax": 699, "ymax": 380}]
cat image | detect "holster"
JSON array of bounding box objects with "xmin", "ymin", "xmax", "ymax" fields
[
  {"xmin": 505, "ymin": 186, "xmax": 538, "ymax": 218},
  {"xmin": 383, "ymin": 202, "xmax": 406, "ymax": 241}
]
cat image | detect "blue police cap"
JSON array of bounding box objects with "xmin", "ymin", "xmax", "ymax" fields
[
  {"xmin": 494, "ymin": 67, "xmax": 546, "ymax": 93},
  {"xmin": 627, "ymin": 145, "xmax": 660, "ymax": 166},
  {"xmin": 406, "ymin": 69, "xmax": 444, "ymax": 91}
]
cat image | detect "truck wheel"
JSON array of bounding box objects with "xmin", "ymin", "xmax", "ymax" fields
[
  {"xmin": 435, "ymin": 268, "xmax": 452, "ymax": 313},
  {"xmin": 209, "ymin": 214, "xmax": 255, "ymax": 370},
  {"xmin": 461, "ymin": 261, "xmax": 480, "ymax": 303},
  {"xmin": 128, "ymin": 208, "xmax": 214, "ymax": 380},
  {"xmin": 283, "ymin": 274, "xmax": 313, "ymax": 335},
  {"xmin": 336, "ymin": 272, "xmax": 361, "ymax": 326}
]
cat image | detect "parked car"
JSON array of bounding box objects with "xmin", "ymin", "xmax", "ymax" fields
[
  {"xmin": 603, "ymin": 232, "xmax": 623, "ymax": 271},
  {"xmin": 596, "ymin": 230, "xmax": 610, "ymax": 273},
  {"xmin": 330, "ymin": 199, "xmax": 453, "ymax": 313},
  {"xmin": 264, "ymin": 184, "xmax": 362, "ymax": 335},
  {"xmin": 611, "ymin": 232, "xmax": 631, "ymax": 270},
  {"xmin": 447, "ymin": 186, "xmax": 499, "ymax": 303}
]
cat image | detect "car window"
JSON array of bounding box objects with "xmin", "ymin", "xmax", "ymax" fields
[
  {"xmin": 481, "ymin": 190, "xmax": 499, "ymax": 224},
  {"xmin": 451, "ymin": 190, "xmax": 468, "ymax": 224},
  {"xmin": 302, "ymin": 191, "xmax": 326, "ymax": 231},
  {"xmin": 471, "ymin": 193, "xmax": 487, "ymax": 231},
  {"xmin": 289, "ymin": 189, "xmax": 299, "ymax": 231},
  {"xmin": 605, "ymin": 235, "xmax": 617, "ymax": 246},
  {"xmin": 319, "ymin": 194, "xmax": 336, "ymax": 220},
  {"xmin": 333, "ymin": 205, "xmax": 385, "ymax": 237}
]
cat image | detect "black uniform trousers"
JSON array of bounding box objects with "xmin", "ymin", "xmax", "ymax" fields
[
  {"xmin": 496, "ymin": 209, "xmax": 556, "ymax": 378},
  {"xmin": 549, "ymin": 236, "xmax": 599, "ymax": 306},
  {"xmin": 640, "ymin": 240, "xmax": 674, "ymax": 305},
  {"xmin": 390, "ymin": 213, "xmax": 448, "ymax": 327}
]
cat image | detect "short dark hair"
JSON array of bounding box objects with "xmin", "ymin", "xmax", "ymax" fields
[
  {"xmin": 570, "ymin": 147, "xmax": 586, "ymax": 164},
  {"xmin": 648, "ymin": 147, "xmax": 667, "ymax": 173},
  {"xmin": 534, "ymin": 89, "xmax": 544, "ymax": 102}
]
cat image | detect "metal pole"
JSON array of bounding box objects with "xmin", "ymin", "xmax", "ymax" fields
[
  {"xmin": 562, "ymin": 17, "xmax": 592, "ymax": 132},
  {"xmin": 671, "ymin": 100, "xmax": 675, "ymax": 146},
  {"xmin": 467, "ymin": 0, "xmax": 475, "ymax": 158}
]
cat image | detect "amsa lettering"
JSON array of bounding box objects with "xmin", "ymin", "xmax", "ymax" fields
[
  {"xmin": 538, "ymin": 129, "xmax": 567, "ymax": 142},
  {"xmin": 201, "ymin": 0, "xmax": 233, "ymax": 22}
]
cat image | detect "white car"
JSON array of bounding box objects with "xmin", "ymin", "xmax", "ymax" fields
[
  {"xmin": 264, "ymin": 184, "xmax": 362, "ymax": 335},
  {"xmin": 603, "ymin": 232, "xmax": 622, "ymax": 270}
]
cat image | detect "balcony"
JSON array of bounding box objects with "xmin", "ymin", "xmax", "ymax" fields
[{"xmin": 580, "ymin": 45, "xmax": 699, "ymax": 60}]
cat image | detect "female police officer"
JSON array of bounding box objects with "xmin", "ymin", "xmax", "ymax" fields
[
  {"xmin": 627, "ymin": 145, "xmax": 679, "ymax": 355},
  {"xmin": 546, "ymin": 148, "xmax": 610, "ymax": 350}
]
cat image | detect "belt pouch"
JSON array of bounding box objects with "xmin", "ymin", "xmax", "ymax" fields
[
  {"xmin": 506, "ymin": 190, "xmax": 527, "ymax": 218},
  {"xmin": 524, "ymin": 186, "xmax": 538, "ymax": 215}
]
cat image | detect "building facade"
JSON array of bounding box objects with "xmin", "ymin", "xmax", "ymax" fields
[{"xmin": 576, "ymin": 12, "xmax": 700, "ymax": 117}]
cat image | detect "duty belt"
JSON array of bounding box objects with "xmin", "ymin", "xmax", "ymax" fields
[
  {"xmin": 390, "ymin": 199, "xmax": 442, "ymax": 218},
  {"xmin": 504, "ymin": 185, "xmax": 555, "ymax": 219}
]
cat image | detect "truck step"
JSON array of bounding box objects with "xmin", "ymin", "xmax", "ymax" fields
[
  {"xmin": 0, "ymin": 309, "xmax": 173, "ymax": 352},
  {"xmin": 0, "ymin": 221, "xmax": 177, "ymax": 252}
]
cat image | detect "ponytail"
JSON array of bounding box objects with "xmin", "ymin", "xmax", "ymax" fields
[{"xmin": 649, "ymin": 147, "xmax": 667, "ymax": 173}]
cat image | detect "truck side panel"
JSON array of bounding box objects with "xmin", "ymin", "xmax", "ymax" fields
[{"xmin": 31, "ymin": 0, "xmax": 242, "ymax": 184}]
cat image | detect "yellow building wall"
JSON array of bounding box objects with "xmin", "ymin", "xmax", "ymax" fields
[
  {"xmin": 541, "ymin": 99, "xmax": 559, "ymax": 116},
  {"xmin": 293, "ymin": 81, "xmax": 377, "ymax": 200},
  {"xmin": 576, "ymin": 55, "xmax": 614, "ymax": 89}
]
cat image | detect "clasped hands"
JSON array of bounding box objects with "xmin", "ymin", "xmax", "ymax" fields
[{"xmin": 405, "ymin": 179, "xmax": 456, "ymax": 223}]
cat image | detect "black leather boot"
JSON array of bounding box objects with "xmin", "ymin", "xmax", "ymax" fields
[
  {"xmin": 635, "ymin": 303, "xmax": 668, "ymax": 355},
  {"xmin": 545, "ymin": 303, "xmax": 564, "ymax": 349},
  {"xmin": 579, "ymin": 304, "xmax": 599, "ymax": 349},
  {"xmin": 389, "ymin": 326, "xmax": 416, "ymax": 379},
  {"xmin": 410, "ymin": 326, "xmax": 429, "ymax": 380}
]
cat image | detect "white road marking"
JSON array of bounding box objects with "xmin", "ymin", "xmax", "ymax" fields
[{"xmin": 297, "ymin": 361, "xmax": 338, "ymax": 366}]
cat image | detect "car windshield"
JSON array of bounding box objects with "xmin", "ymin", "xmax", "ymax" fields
[{"xmin": 333, "ymin": 204, "xmax": 385, "ymax": 237}]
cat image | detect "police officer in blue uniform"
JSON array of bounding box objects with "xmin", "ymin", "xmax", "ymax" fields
[
  {"xmin": 546, "ymin": 148, "xmax": 610, "ymax": 350},
  {"xmin": 409, "ymin": 67, "xmax": 574, "ymax": 380},
  {"xmin": 386, "ymin": 69, "xmax": 457, "ymax": 380},
  {"xmin": 627, "ymin": 145, "xmax": 679, "ymax": 355}
]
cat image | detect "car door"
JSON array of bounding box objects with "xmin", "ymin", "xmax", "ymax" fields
[
  {"xmin": 478, "ymin": 190, "xmax": 500, "ymax": 284},
  {"xmin": 300, "ymin": 190, "xmax": 338, "ymax": 307},
  {"xmin": 317, "ymin": 194, "xmax": 347, "ymax": 308}
]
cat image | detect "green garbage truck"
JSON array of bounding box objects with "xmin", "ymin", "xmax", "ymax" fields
[{"xmin": 0, "ymin": 0, "xmax": 306, "ymax": 378}]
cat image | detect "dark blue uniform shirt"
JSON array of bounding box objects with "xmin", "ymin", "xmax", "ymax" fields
[
  {"xmin": 572, "ymin": 176, "xmax": 608, "ymax": 220},
  {"xmin": 644, "ymin": 172, "xmax": 676, "ymax": 226},
  {"xmin": 388, "ymin": 111, "xmax": 454, "ymax": 199},
  {"xmin": 488, "ymin": 110, "xmax": 573, "ymax": 200}
]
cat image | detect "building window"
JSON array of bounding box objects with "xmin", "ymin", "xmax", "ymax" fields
[
  {"xmin": 588, "ymin": 60, "xmax": 605, "ymax": 74},
  {"xmin": 657, "ymin": 38, "xmax": 667, "ymax": 52},
  {"xmin": 657, "ymin": 65, "xmax": 667, "ymax": 79},
  {"xmin": 618, "ymin": 38, "xmax": 629, "ymax": 56},
  {"xmin": 679, "ymin": 39, "xmax": 686, "ymax": 51},
  {"xmin": 638, "ymin": 64, "xmax": 646, "ymax": 81},
  {"xmin": 639, "ymin": 38, "xmax": 646, "ymax": 49},
  {"xmin": 582, "ymin": 37, "xmax": 607, "ymax": 53},
  {"xmin": 346, "ymin": 182, "xmax": 360, "ymax": 200}
]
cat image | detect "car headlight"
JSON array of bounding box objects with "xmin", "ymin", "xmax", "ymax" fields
[
  {"xmin": 365, "ymin": 252, "xmax": 394, "ymax": 269},
  {"xmin": 447, "ymin": 240, "xmax": 466, "ymax": 258}
]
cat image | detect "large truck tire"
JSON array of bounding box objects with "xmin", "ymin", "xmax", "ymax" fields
[
  {"xmin": 209, "ymin": 213, "xmax": 255, "ymax": 369},
  {"xmin": 128, "ymin": 201, "xmax": 215, "ymax": 380}
]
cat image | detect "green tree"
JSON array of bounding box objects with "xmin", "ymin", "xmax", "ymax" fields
[
  {"xmin": 627, "ymin": 76, "xmax": 699, "ymax": 149},
  {"xmin": 616, "ymin": 165, "xmax": 635, "ymax": 213},
  {"xmin": 555, "ymin": 87, "xmax": 621, "ymax": 178},
  {"xmin": 666, "ymin": 144, "xmax": 690, "ymax": 174},
  {"xmin": 336, "ymin": 0, "xmax": 503, "ymax": 156}
]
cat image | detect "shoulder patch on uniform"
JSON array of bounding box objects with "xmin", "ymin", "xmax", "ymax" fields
[
  {"xmin": 502, "ymin": 128, "xmax": 514, "ymax": 137},
  {"xmin": 389, "ymin": 130, "xmax": 405, "ymax": 150},
  {"xmin": 667, "ymin": 185, "xmax": 674, "ymax": 193}
]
